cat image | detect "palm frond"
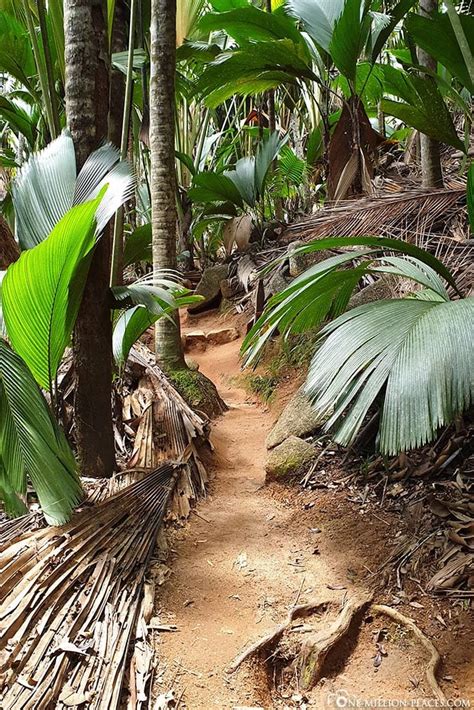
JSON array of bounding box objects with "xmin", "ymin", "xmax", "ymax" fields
[
  {"xmin": 306, "ymin": 297, "xmax": 474, "ymax": 454},
  {"xmin": 13, "ymin": 132, "xmax": 76, "ymax": 249},
  {"xmin": 0, "ymin": 339, "xmax": 81, "ymax": 525},
  {"xmin": 284, "ymin": 187, "xmax": 465, "ymax": 243},
  {"xmin": 3, "ymin": 196, "xmax": 102, "ymax": 390},
  {"xmin": 112, "ymin": 272, "xmax": 203, "ymax": 364},
  {"xmin": 13, "ymin": 132, "xmax": 134, "ymax": 249}
]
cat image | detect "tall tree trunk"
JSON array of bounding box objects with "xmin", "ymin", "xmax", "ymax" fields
[
  {"xmin": 417, "ymin": 0, "xmax": 444, "ymax": 188},
  {"xmin": 65, "ymin": 0, "xmax": 116, "ymax": 478},
  {"xmin": 150, "ymin": 0, "xmax": 186, "ymax": 372},
  {"xmin": 108, "ymin": 0, "xmax": 127, "ymax": 148}
]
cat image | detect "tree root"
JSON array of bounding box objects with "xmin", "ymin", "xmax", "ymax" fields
[
  {"xmin": 298, "ymin": 594, "xmax": 373, "ymax": 690},
  {"xmin": 226, "ymin": 601, "xmax": 329, "ymax": 674},
  {"xmin": 228, "ymin": 597, "xmax": 447, "ymax": 700},
  {"xmin": 372, "ymin": 604, "xmax": 446, "ymax": 702}
]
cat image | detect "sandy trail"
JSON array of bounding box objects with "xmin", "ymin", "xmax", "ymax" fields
[
  {"xmin": 153, "ymin": 320, "xmax": 342, "ymax": 707},
  {"xmin": 152, "ymin": 314, "xmax": 473, "ymax": 708}
]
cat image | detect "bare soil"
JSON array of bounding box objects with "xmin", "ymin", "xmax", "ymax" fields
[{"xmin": 151, "ymin": 311, "xmax": 473, "ymax": 709}]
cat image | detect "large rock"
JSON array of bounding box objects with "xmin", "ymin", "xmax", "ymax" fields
[
  {"xmin": 183, "ymin": 330, "xmax": 207, "ymax": 351},
  {"xmin": 288, "ymin": 240, "xmax": 333, "ymax": 277},
  {"xmin": 264, "ymin": 268, "xmax": 292, "ymax": 300},
  {"xmin": 265, "ymin": 436, "xmax": 317, "ymax": 481},
  {"xmin": 188, "ymin": 264, "xmax": 229, "ymax": 314},
  {"xmin": 348, "ymin": 275, "xmax": 397, "ymax": 308},
  {"xmin": 266, "ymin": 386, "xmax": 326, "ymax": 450},
  {"xmin": 206, "ymin": 327, "xmax": 239, "ymax": 345}
]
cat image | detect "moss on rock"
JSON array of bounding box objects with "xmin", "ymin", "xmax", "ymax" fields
[
  {"xmin": 170, "ymin": 368, "xmax": 226, "ymax": 418},
  {"xmin": 265, "ymin": 435, "xmax": 317, "ymax": 482}
]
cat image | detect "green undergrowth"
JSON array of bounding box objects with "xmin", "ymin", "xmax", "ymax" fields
[{"xmin": 242, "ymin": 330, "xmax": 320, "ymax": 404}]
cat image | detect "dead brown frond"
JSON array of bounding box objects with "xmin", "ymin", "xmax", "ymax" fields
[
  {"xmin": 0, "ymin": 462, "xmax": 182, "ymax": 709},
  {"xmin": 284, "ymin": 185, "xmax": 465, "ymax": 243}
]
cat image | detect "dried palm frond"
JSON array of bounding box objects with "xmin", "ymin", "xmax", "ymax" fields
[
  {"xmin": 122, "ymin": 344, "xmax": 210, "ymax": 518},
  {"xmin": 0, "ymin": 462, "xmax": 183, "ymax": 709},
  {"xmin": 284, "ymin": 186, "xmax": 465, "ymax": 244}
]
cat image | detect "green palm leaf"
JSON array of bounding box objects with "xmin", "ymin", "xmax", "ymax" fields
[
  {"xmin": 112, "ymin": 274, "xmax": 203, "ymax": 365},
  {"xmin": 380, "ymin": 66, "xmax": 464, "ymax": 151},
  {"xmin": 0, "ymin": 338, "xmax": 82, "ymax": 524},
  {"xmin": 198, "ymin": 5, "xmax": 303, "ymax": 44},
  {"xmin": 405, "ymin": 11, "xmax": 474, "ymax": 94},
  {"xmin": 306, "ymin": 298, "xmax": 474, "ymax": 454},
  {"xmin": 113, "ymin": 306, "xmax": 158, "ymax": 366},
  {"xmin": 2, "ymin": 195, "xmax": 102, "ymax": 390},
  {"xmin": 13, "ymin": 132, "xmax": 133, "ymax": 249},
  {"xmin": 0, "ymin": 10, "xmax": 36, "ymax": 92}
]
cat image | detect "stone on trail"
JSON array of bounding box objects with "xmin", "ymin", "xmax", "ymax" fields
[
  {"xmin": 188, "ymin": 264, "xmax": 229, "ymax": 314},
  {"xmin": 266, "ymin": 386, "xmax": 327, "ymax": 450},
  {"xmin": 206, "ymin": 327, "xmax": 239, "ymax": 345},
  {"xmin": 265, "ymin": 435, "xmax": 317, "ymax": 481},
  {"xmin": 184, "ymin": 330, "xmax": 207, "ymax": 350}
]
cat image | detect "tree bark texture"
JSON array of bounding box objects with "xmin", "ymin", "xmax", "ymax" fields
[
  {"xmin": 417, "ymin": 0, "xmax": 444, "ymax": 188},
  {"xmin": 65, "ymin": 0, "xmax": 116, "ymax": 477},
  {"xmin": 108, "ymin": 0, "xmax": 127, "ymax": 148},
  {"xmin": 150, "ymin": 0, "xmax": 186, "ymax": 372}
]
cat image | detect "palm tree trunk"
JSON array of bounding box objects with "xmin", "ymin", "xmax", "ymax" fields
[
  {"xmin": 65, "ymin": 0, "xmax": 116, "ymax": 478},
  {"xmin": 150, "ymin": 0, "xmax": 186, "ymax": 372},
  {"xmin": 417, "ymin": 0, "xmax": 444, "ymax": 188}
]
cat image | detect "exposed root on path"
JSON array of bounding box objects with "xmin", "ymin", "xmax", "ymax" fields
[
  {"xmin": 372, "ymin": 605, "xmax": 446, "ymax": 702},
  {"xmin": 227, "ymin": 601, "xmax": 330, "ymax": 674},
  {"xmin": 297, "ymin": 594, "xmax": 372, "ymax": 689},
  {"xmin": 229, "ymin": 597, "xmax": 448, "ymax": 699}
]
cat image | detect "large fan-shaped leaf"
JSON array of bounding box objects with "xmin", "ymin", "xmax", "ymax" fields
[
  {"xmin": 113, "ymin": 306, "xmax": 158, "ymax": 365},
  {"xmin": 13, "ymin": 132, "xmax": 76, "ymax": 249},
  {"xmin": 112, "ymin": 275, "xmax": 203, "ymax": 365},
  {"xmin": 225, "ymin": 157, "xmax": 256, "ymax": 207},
  {"xmin": 13, "ymin": 132, "xmax": 133, "ymax": 249},
  {"xmin": 254, "ymin": 131, "xmax": 288, "ymax": 195},
  {"xmin": 286, "ymin": 0, "xmax": 345, "ymax": 53},
  {"xmin": 0, "ymin": 96, "xmax": 36, "ymax": 146},
  {"xmin": 189, "ymin": 171, "xmax": 244, "ymax": 206},
  {"xmin": 329, "ymin": 0, "xmax": 371, "ymax": 81},
  {"xmin": 305, "ymin": 297, "xmax": 474, "ymax": 454},
  {"xmin": 0, "ymin": 338, "xmax": 82, "ymax": 524},
  {"xmin": 370, "ymin": 0, "xmax": 418, "ymax": 62},
  {"xmin": 124, "ymin": 223, "xmax": 153, "ymax": 267},
  {"xmin": 195, "ymin": 39, "xmax": 316, "ymax": 108},
  {"xmin": 242, "ymin": 251, "xmax": 374, "ymax": 365},
  {"xmin": 242, "ymin": 237, "xmax": 460, "ymax": 367},
  {"xmin": 2, "ymin": 196, "xmax": 102, "ymax": 390}
]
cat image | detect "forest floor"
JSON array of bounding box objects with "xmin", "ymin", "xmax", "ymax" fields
[{"xmin": 150, "ymin": 311, "xmax": 473, "ymax": 709}]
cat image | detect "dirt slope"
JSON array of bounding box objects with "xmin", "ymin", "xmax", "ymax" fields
[{"xmin": 151, "ymin": 313, "xmax": 473, "ymax": 709}]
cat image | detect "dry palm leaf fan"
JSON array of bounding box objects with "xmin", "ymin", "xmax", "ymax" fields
[
  {"xmin": 284, "ymin": 184, "xmax": 465, "ymax": 243},
  {"xmin": 0, "ymin": 344, "xmax": 211, "ymax": 708},
  {"xmin": 0, "ymin": 462, "xmax": 183, "ymax": 709}
]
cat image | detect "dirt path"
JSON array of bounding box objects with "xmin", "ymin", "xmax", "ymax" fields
[{"xmin": 152, "ymin": 314, "xmax": 473, "ymax": 709}]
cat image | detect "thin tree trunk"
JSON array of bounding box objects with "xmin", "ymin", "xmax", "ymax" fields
[
  {"xmin": 65, "ymin": 0, "xmax": 116, "ymax": 478},
  {"xmin": 417, "ymin": 0, "xmax": 444, "ymax": 188},
  {"xmin": 108, "ymin": 0, "xmax": 127, "ymax": 147},
  {"xmin": 150, "ymin": 0, "xmax": 186, "ymax": 372},
  {"xmin": 109, "ymin": 0, "xmax": 128, "ymax": 286}
]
